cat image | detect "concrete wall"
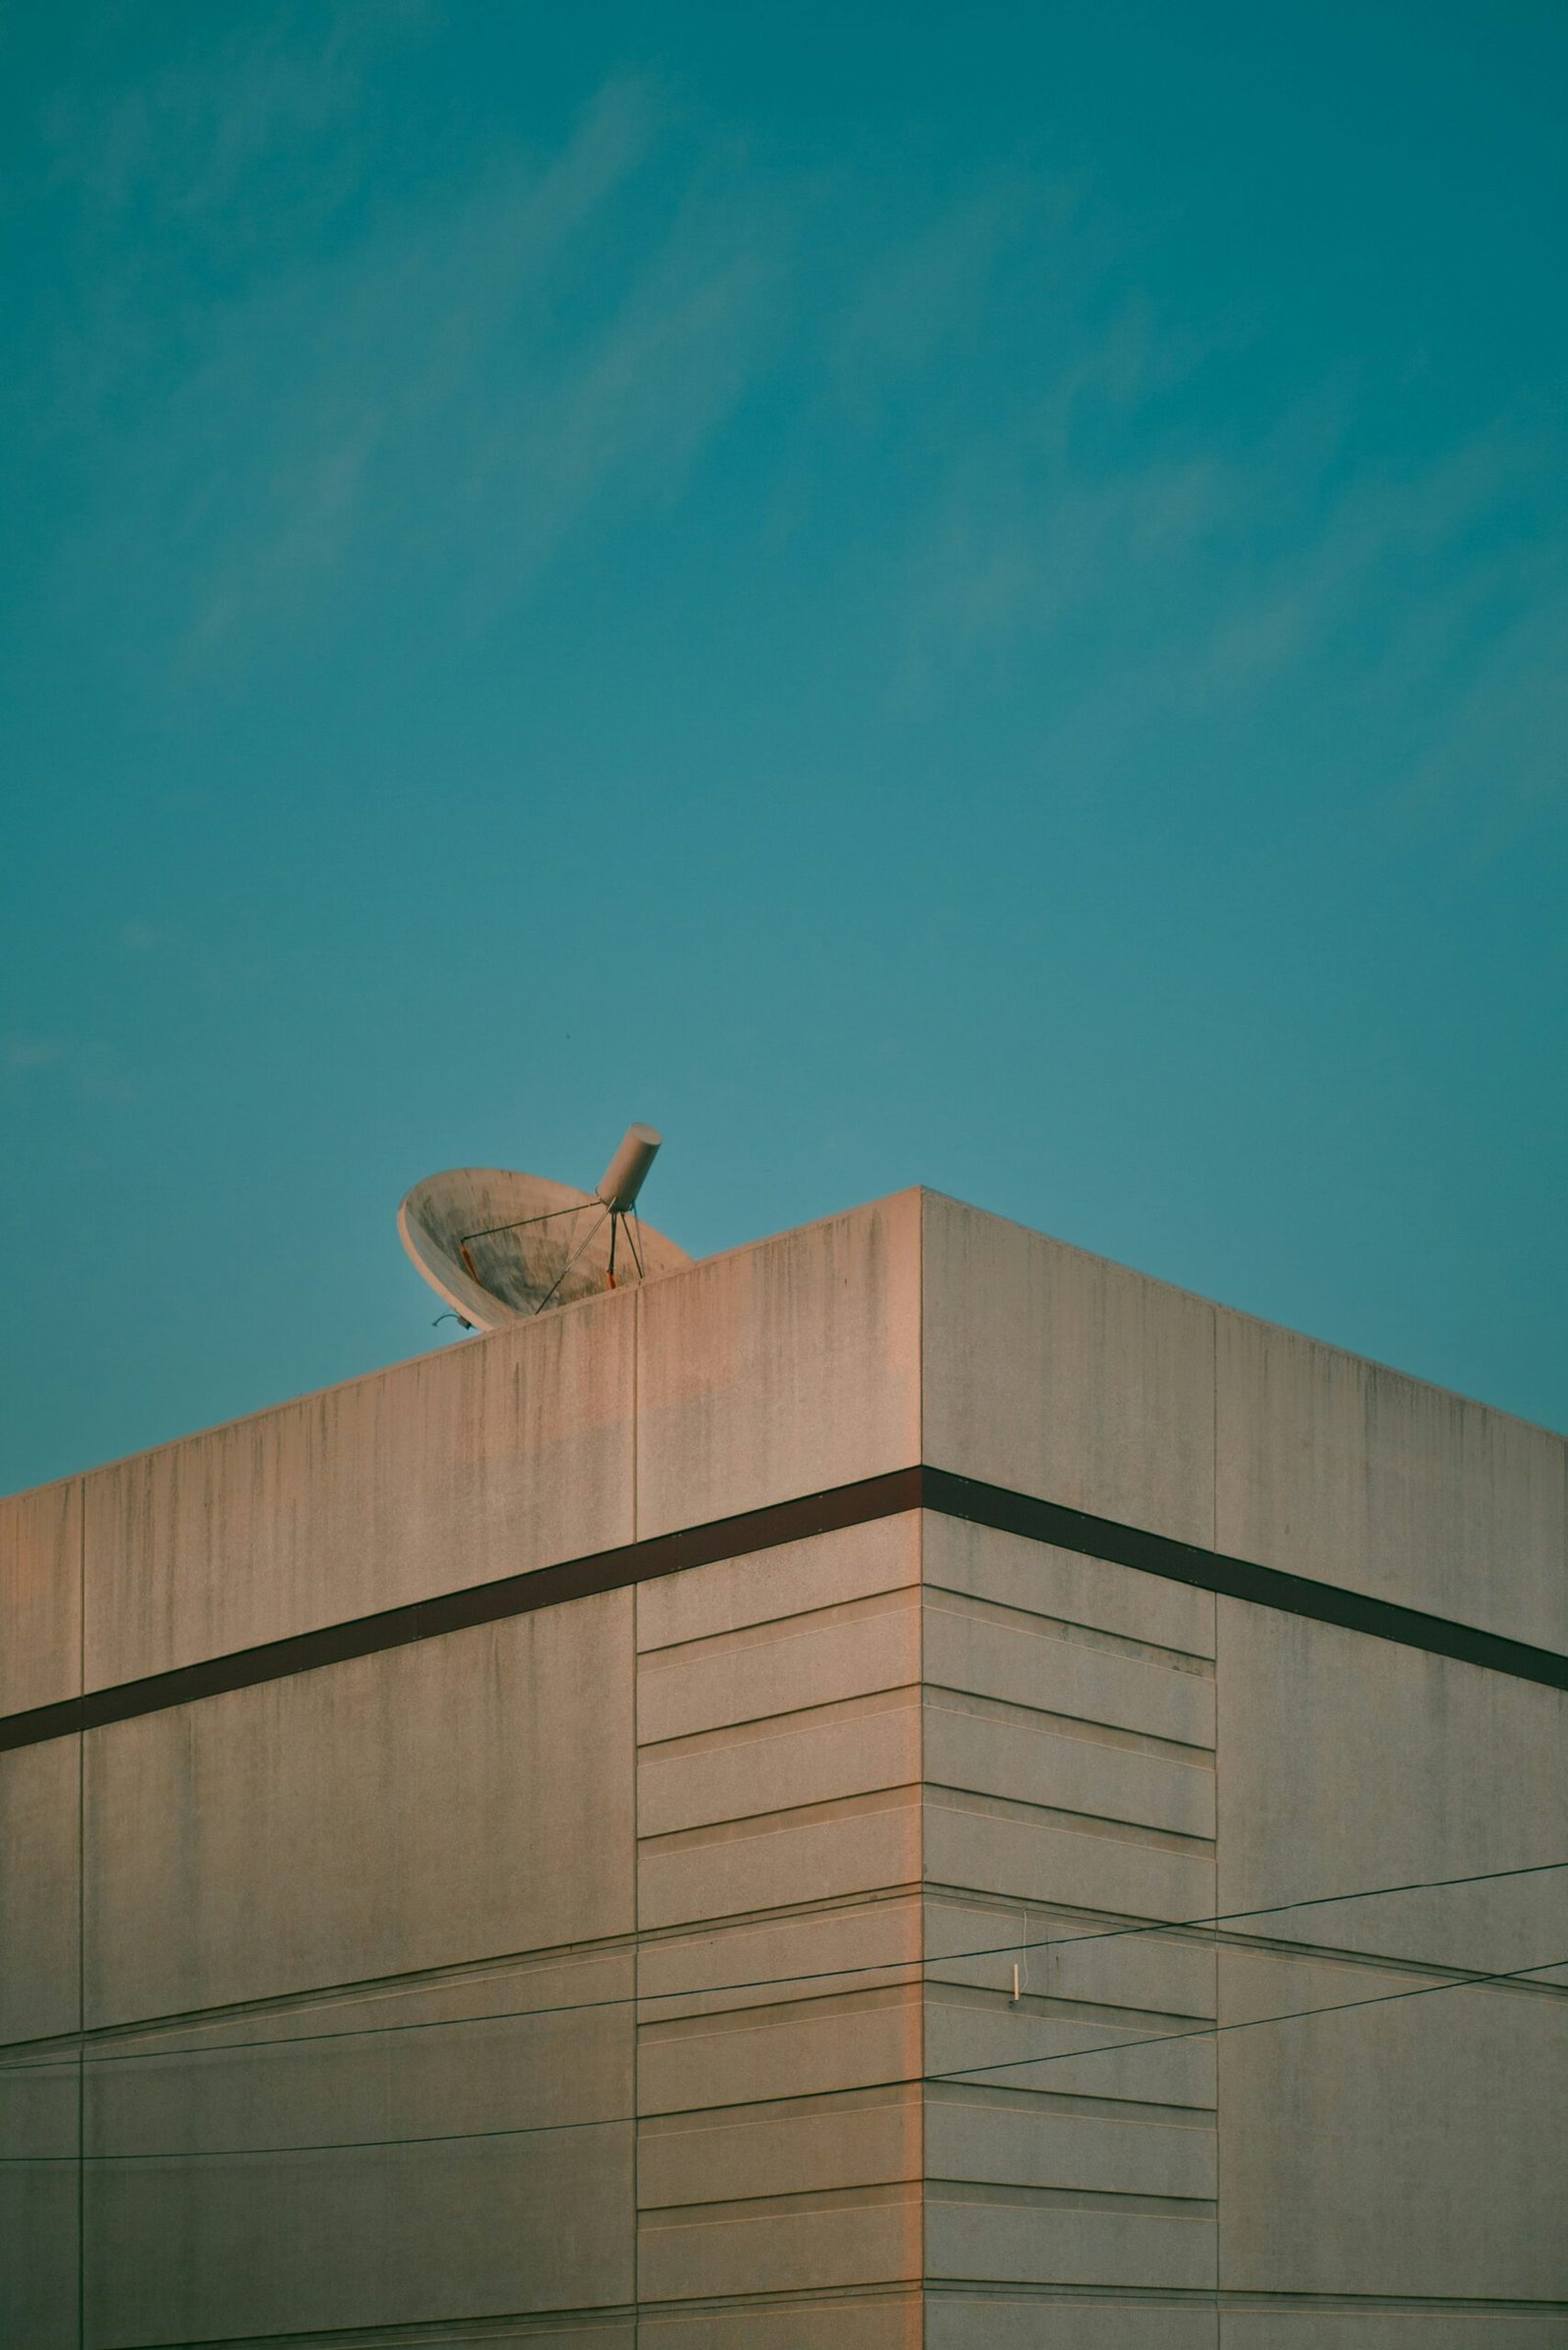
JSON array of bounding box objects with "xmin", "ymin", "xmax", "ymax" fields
[
  {"xmin": 1213, "ymin": 1601, "xmax": 1568, "ymax": 2334},
  {"xmin": 635, "ymin": 1518, "xmax": 924, "ymax": 2346},
  {"xmin": 919, "ymin": 1191, "xmax": 1568, "ymax": 2346},
  {"xmin": 1, "ymin": 1194, "xmax": 924, "ymax": 2348},
  {"xmin": 1, "ymin": 1477, "xmax": 84, "ymax": 2343},
  {"xmin": 75, "ymin": 1588, "xmax": 638, "ymax": 2347},
  {"xmin": 919, "ymin": 1513, "xmax": 1219, "ymax": 2345},
  {"xmin": 920, "ymin": 1187, "xmax": 1567, "ymax": 1645},
  {"xmin": 3, "ymin": 1187, "xmax": 1564, "ymax": 2344}
]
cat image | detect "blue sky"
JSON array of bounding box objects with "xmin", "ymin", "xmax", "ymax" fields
[{"xmin": 3, "ymin": 0, "xmax": 1565, "ymax": 1493}]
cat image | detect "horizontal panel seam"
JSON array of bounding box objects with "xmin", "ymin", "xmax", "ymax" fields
[
  {"xmin": 4, "ymin": 1463, "xmax": 1564, "ymax": 1752},
  {"xmin": 924, "ymin": 1784, "xmax": 1215, "ymax": 1853},
  {"xmin": 639, "ymin": 1785, "xmax": 920, "ymax": 1853}
]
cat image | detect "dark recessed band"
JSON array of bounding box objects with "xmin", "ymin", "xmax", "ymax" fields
[
  {"xmin": 921, "ymin": 1468, "xmax": 1568, "ymax": 1693},
  {"xmin": 2, "ymin": 1464, "xmax": 1564, "ymax": 1755}
]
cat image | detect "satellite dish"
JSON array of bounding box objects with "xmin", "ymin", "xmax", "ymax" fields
[{"xmin": 398, "ymin": 1125, "xmax": 690, "ymax": 1332}]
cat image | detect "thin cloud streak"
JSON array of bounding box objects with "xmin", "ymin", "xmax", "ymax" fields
[
  {"xmin": 43, "ymin": 73, "xmax": 801, "ymax": 668},
  {"xmin": 22, "ymin": 40, "xmax": 1568, "ymax": 881}
]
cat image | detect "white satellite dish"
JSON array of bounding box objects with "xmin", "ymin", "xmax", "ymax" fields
[{"xmin": 399, "ymin": 1124, "xmax": 690, "ymax": 1332}]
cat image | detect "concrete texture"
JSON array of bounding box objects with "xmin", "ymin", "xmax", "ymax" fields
[
  {"xmin": 2, "ymin": 1190, "xmax": 1564, "ymax": 2342},
  {"xmin": 1214, "ymin": 1597, "xmax": 1568, "ymax": 2314},
  {"xmin": 1217, "ymin": 2323, "xmax": 1568, "ymax": 2350},
  {"xmin": 924, "ymin": 2302, "xmax": 1218, "ymax": 2348},
  {"xmin": 1215, "ymin": 1300, "xmax": 1568, "ymax": 1649},
  {"xmin": 82, "ymin": 1282, "xmax": 639, "ymax": 1688},
  {"xmin": 921, "ymin": 1192, "xmax": 1217, "ymax": 1549},
  {"xmin": 85, "ymin": 1590, "xmax": 635, "ymax": 2025},
  {"xmin": 0, "ymin": 2046, "xmax": 77, "ymax": 2350},
  {"xmin": 0, "ymin": 1736, "xmax": 80, "ymax": 2045},
  {"xmin": 634, "ymin": 1194, "xmax": 921, "ymax": 1539},
  {"xmin": 91, "ymin": 1940, "xmax": 624, "ymax": 2099},
  {"xmin": 1216, "ymin": 1946, "xmax": 1568, "ymax": 2303},
  {"xmin": 86, "ymin": 2117, "xmax": 635, "ymax": 2347},
  {"xmin": 640, "ymin": 2298, "xmax": 922, "ymax": 2350},
  {"xmin": 0, "ymin": 1474, "xmax": 80, "ymax": 1715},
  {"xmin": 1215, "ymin": 1599, "xmax": 1568, "ymax": 1975},
  {"xmin": 633, "ymin": 1519, "xmax": 925, "ymax": 2324}
]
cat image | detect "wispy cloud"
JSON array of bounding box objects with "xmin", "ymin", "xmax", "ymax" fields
[
  {"xmin": 46, "ymin": 2, "xmax": 433, "ymax": 226},
  {"xmin": 22, "ymin": 16, "xmax": 1568, "ymax": 874},
  {"xmin": 890, "ymin": 302, "xmax": 1566, "ymax": 863},
  {"xmin": 830, "ymin": 175, "xmax": 1051, "ymax": 399},
  {"xmin": 1194, "ymin": 431, "xmax": 1545, "ymax": 697},
  {"xmin": 1, "ymin": 1033, "xmax": 136, "ymax": 1104},
  {"xmin": 3, "ymin": 1035, "xmax": 71, "ymax": 1073},
  {"xmin": 40, "ymin": 60, "xmax": 803, "ymax": 669}
]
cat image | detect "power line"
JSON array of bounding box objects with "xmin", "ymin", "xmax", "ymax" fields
[
  {"xmin": 5, "ymin": 1945, "xmax": 1563, "ymax": 2167},
  {"xmin": 3, "ymin": 1856, "xmax": 1564, "ymax": 2081},
  {"xmin": 5, "ymin": 2112, "xmax": 625, "ymax": 2168},
  {"xmin": 924, "ymin": 1947, "xmax": 1568, "ymax": 2088}
]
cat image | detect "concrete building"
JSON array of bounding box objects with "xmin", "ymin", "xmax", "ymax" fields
[{"xmin": 3, "ymin": 1189, "xmax": 1566, "ymax": 2348}]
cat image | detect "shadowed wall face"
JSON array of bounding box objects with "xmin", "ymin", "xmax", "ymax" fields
[{"xmin": 1, "ymin": 1192, "xmax": 1564, "ymax": 2345}]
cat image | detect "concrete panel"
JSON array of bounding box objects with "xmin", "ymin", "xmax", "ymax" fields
[
  {"xmin": 924, "ymin": 1513, "xmax": 1215, "ymax": 1659},
  {"xmin": 637, "ymin": 1515, "xmax": 920, "ymax": 1653},
  {"xmin": 85, "ymin": 1591, "xmax": 634, "ymax": 2024},
  {"xmin": 635, "ymin": 1196, "xmax": 921, "ymax": 1540},
  {"xmin": 638, "ymin": 1788, "xmax": 921, "ymax": 1931},
  {"xmin": 921, "ymin": 1195, "xmax": 1216, "ymax": 1549},
  {"xmin": 925, "ymin": 1595, "xmax": 1214, "ymax": 1750},
  {"xmin": 638, "ymin": 2180, "xmax": 921, "ymax": 2300},
  {"xmin": 924, "ymin": 1893, "xmax": 1216, "ymax": 2022},
  {"xmin": 639, "ymin": 2084, "xmax": 919, "ymax": 2207},
  {"xmin": 472, "ymin": 2331, "xmax": 634, "ymax": 2349},
  {"xmin": 637, "ymin": 1589, "xmax": 920, "ymax": 1745},
  {"xmin": 926, "ymin": 1981, "xmax": 1216, "ymax": 2111},
  {"xmin": 926, "ymin": 2085, "xmax": 1216, "ymax": 2200},
  {"xmin": 639, "ymin": 1693, "xmax": 920, "ymax": 1836},
  {"xmin": 0, "ymin": 1477, "xmax": 80, "ymax": 1715},
  {"xmin": 1215, "ymin": 1602, "xmax": 1568, "ymax": 1974},
  {"xmin": 639, "ymin": 2294, "xmax": 921, "ymax": 2349},
  {"xmin": 925, "ymin": 1695, "xmax": 1214, "ymax": 1841},
  {"xmin": 640, "ymin": 1984, "xmax": 922, "ymax": 2117},
  {"xmin": 924, "ymin": 2186, "xmax": 1216, "ymax": 2289},
  {"xmin": 83, "ymin": 1287, "xmax": 636, "ymax": 1686},
  {"xmin": 1216, "ymin": 1945, "xmax": 1568, "ymax": 2302},
  {"xmin": 924, "ymin": 1793, "xmax": 1215, "ymax": 1931},
  {"xmin": 0, "ymin": 1736, "xmax": 79, "ymax": 2045},
  {"xmin": 1, "ymin": 2049, "xmax": 77, "ymax": 2165},
  {"xmin": 1214, "ymin": 1303, "xmax": 1568, "ymax": 1647},
  {"xmin": 0, "ymin": 2155, "xmax": 77, "ymax": 2350},
  {"xmin": 83, "ymin": 2116, "xmax": 634, "ymax": 2347},
  {"xmin": 184, "ymin": 2326, "xmax": 636, "ymax": 2348},
  {"xmin": 1218, "ymin": 2319, "xmax": 1568, "ymax": 2350},
  {"xmin": 83, "ymin": 1950, "xmax": 633, "ymax": 2161},
  {"xmin": 637, "ymin": 1897, "xmax": 923, "ymax": 2023},
  {"xmin": 383, "ymin": 2328, "xmax": 635, "ymax": 2349},
  {"xmin": 926, "ymin": 2296, "xmax": 1217, "ymax": 2348},
  {"xmin": 0, "ymin": 2044, "xmax": 76, "ymax": 2350}
]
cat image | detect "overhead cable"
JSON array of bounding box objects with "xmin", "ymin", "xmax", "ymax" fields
[
  {"xmin": 2, "ymin": 1856, "xmax": 1564, "ymax": 2081},
  {"xmin": 5, "ymin": 1945, "xmax": 1563, "ymax": 2168}
]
